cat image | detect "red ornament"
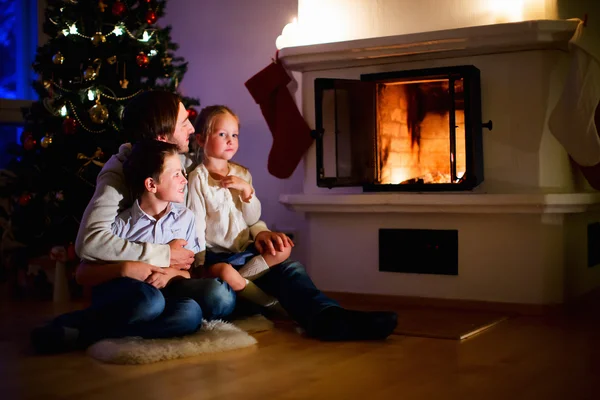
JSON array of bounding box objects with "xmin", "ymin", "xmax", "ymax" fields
[
  {"xmin": 187, "ymin": 108, "xmax": 198, "ymax": 121},
  {"xmin": 145, "ymin": 10, "xmax": 157, "ymax": 24},
  {"xmin": 67, "ymin": 242, "xmax": 77, "ymax": 261},
  {"xmin": 136, "ymin": 52, "xmax": 150, "ymax": 67},
  {"xmin": 112, "ymin": 0, "xmax": 126, "ymax": 16},
  {"xmin": 23, "ymin": 135, "xmax": 36, "ymax": 151},
  {"xmin": 63, "ymin": 116, "xmax": 78, "ymax": 135},
  {"xmin": 20, "ymin": 130, "xmax": 33, "ymax": 144},
  {"xmin": 18, "ymin": 193, "xmax": 32, "ymax": 206}
]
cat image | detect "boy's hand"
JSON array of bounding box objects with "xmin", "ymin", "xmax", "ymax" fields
[
  {"xmin": 169, "ymin": 239, "xmax": 194, "ymax": 269},
  {"xmin": 220, "ymin": 176, "xmax": 253, "ymax": 202},
  {"xmin": 254, "ymin": 231, "xmax": 294, "ymax": 256},
  {"xmin": 122, "ymin": 261, "xmax": 166, "ymax": 282}
]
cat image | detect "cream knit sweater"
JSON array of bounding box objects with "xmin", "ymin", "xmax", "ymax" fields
[{"xmin": 187, "ymin": 163, "xmax": 269, "ymax": 264}]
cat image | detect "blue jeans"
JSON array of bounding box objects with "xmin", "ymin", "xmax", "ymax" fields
[
  {"xmin": 250, "ymin": 259, "xmax": 340, "ymax": 329},
  {"xmin": 54, "ymin": 277, "xmax": 236, "ymax": 343}
]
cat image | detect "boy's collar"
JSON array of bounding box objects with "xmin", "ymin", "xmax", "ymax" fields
[{"xmin": 132, "ymin": 199, "xmax": 185, "ymax": 223}]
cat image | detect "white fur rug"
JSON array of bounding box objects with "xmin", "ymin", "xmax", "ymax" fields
[{"xmin": 87, "ymin": 315, "xmax": 273, "ymax": 365}]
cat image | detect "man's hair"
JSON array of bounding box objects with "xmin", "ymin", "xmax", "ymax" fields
[
  {"xmin": 191, "ymin": 104, "xmax": 239, "ymax": 165},
  {"xmin": 122, "ymin": 91, "xmax": 181, "ymax": 143},
  {"xmin": 123, "ymin": 140, "xmax": 180, "ymax": 199}
]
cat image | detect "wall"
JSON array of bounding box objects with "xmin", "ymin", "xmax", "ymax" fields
[
  {"xmin": 161, "ymin": 0, "xmax": 307, "ymax": 264},
  {"xmin": 292, "ymin": 0, "xmax": 598, "ymax": 46}
]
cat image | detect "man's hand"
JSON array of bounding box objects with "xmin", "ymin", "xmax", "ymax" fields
[
  {"xmin": 254, "ymin": 231, "xmax": 294, "ymax": 256},
  {"xmin": 122, "ymin": 261, "xmax": 166, "ymax": 282},
  {"xmin": 169, "ymin": 239, "xmax": 194, "ymax": 270},
  {"xmin": 220, "ymin": 176, "xmax": 253, "ymax": 202}
]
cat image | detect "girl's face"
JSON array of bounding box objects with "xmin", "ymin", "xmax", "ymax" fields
[
  {"xmin": 203, "ymin": 112, "xmax": 239, "ymax": 161},
  {"xmin": 168, "ymin": 103, "xmax": 195, "ymax": 153},
  {"xmin": 153, "ymin": 153, "xmax": 188, "ymax": 204}
]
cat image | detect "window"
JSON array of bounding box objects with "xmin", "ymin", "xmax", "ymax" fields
[{"xmin": 0, "ymin": 0, "xmax": 41, "ymax": 167}]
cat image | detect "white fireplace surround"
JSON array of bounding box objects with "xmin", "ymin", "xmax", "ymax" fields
[{"xmin": 278, "ymin": 20, "xmax": 600, "ymax": 306}]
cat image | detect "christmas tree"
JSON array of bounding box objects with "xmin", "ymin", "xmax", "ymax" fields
[{"xmin": 2, "ymin": 0, "xmax": 199, "ymax": 259}]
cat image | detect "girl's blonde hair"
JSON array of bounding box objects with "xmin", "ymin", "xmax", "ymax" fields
[{"xmin": 191, "ymin": 105, "xmax": 239, "ymax": 165}]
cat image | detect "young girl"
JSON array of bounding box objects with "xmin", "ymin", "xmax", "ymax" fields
[{"xmin": 187, "ymin": 105, "xmax": 293, "ymax": 308}]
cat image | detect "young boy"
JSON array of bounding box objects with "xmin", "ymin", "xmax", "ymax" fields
[{"xmin": 31, "ymin": 140, "xmax": 203, "ymax": 353}]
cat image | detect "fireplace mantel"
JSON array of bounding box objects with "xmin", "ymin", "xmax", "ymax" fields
[
  {"xmin": 280, "ymin": 192, "xmax": 600, "ymax": 214},
  {"xmin": 278, "ymin": 19, "xmax": 579, "ymax": 72},
  {"xmin": 276, "ymin": 17, "xmax": 600, "ymax": 306}
]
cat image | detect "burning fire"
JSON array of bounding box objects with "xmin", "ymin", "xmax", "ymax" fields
[{"xmin": 377, "ymin": 79, "xmax": 466, "ymax": 185}]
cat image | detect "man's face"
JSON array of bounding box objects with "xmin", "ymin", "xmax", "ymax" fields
[{"xmin": 167, "ymin": 102, "xmax": 195, "ymax": 153}]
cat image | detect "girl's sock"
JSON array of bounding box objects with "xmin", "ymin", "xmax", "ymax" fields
[{"xmin": 238, "ymin": 255, "xmax": 269, "ymax": 280}]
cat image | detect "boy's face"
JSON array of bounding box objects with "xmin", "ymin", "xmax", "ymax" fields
[
  {"xmin": 167, "ymin": 102, "xmax": 195, "ymax": 153},
  {"xmin": 203, "ymin": 113, "xmax": 239, "ymax": 161},
  {"xmin": 154, "ymin": 153, "xmax": 187, "ymax": 203}
]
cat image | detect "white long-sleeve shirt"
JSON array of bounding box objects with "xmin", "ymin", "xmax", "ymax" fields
[{"xmin": 187, "ymin": 163, "xmax": 269, "ymax": 263}]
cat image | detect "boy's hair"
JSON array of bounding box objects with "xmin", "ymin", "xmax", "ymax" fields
[
  {"xmin": 191, "ymin": 105, "xmax": 239, "ymax": 165},
  {"xmin": 123, "ymin": 140, "xmax": 180, "ymax": 199},
  {"xmin": 122, "ymin": 91, "xmax": 181, "ymax": 143}
]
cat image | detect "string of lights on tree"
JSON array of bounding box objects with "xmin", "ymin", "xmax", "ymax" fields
[{"xmin": 4, "ymin": 0, "xmax": 199, "ymax": 255}]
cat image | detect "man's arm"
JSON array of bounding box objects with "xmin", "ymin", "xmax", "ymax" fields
[
  {"xmin": 75, "ymin": 261, "xmax": 166, "ymax": 287},
  {"xmin": 75, "ymin": 154, "xmax": 171, "ymax": 267}
]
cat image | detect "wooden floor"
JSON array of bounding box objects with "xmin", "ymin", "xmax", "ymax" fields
[{"xmin": 1, "ymin": 294, "xmax": 599, "ymax": 400}]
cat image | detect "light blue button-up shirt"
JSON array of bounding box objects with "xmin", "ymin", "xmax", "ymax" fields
[{"xmin": 111, "ymin": 200, "xmax": 201, "ymax": 253}]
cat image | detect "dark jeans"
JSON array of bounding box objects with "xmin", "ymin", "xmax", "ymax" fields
[
  {"xmin": 248, "ymin": 259, "xmax": 340, "ymax": 329},
  {"xmin": 53, "ymin": 277, "xmax": 236, "ymax": 343}
]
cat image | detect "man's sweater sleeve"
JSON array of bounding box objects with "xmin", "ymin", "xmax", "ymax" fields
[
  {"xmin": 75, "ymin": 163, "xmax": 170, "ymax": 267},
  {"xmin": 187, "ymin": 169, "xmax": 207, "ymax": 265}
]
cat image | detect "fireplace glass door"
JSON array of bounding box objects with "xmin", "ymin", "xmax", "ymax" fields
[{"xmin": 314, "ymin": 65, "xmax": 484, "ymax": 191}]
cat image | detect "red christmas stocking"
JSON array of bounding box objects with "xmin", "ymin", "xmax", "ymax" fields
[{"xmin": 245, "ymin": 61, "xmax": 313, "ymax": 179}]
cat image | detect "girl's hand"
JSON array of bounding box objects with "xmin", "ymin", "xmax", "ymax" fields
[
  {"xmin": 122, "ymin": 261, "xmax": 166, "ymax": 282},
  {"xmin": 220, "ymin": 176, "xmax": 253, "ymax": 202},
  {"xmin": 145, "ymin": 267, "xmax": 182, "ymax": 289},
  {"xmin": 254, "ymin": 231, "xmax": 294, "ymax": 256}
]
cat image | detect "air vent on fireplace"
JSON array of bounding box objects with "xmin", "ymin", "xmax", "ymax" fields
[{"xmin": 314, "ymin": 65, "xmax": 489, "ymax": 192}]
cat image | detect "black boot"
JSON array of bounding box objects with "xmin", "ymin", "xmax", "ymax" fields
[
  {"xmin": 308, "ymin": 307, "xmax": 398, "ymax": 341},
  {"xmin": 30, "ymin": 323, "xmax": 84, "ymax": 354}
]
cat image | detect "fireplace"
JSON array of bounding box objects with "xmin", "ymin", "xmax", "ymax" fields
[
  {"xmin": 279, "ymin": 20, "xmax": 600, "ymax": 307},
  {"xmin": 314, "ymin": 65, "xmax": 487, "ymax": 191}
]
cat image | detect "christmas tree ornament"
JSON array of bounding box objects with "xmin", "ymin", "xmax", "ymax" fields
[
  {"xmin": 112, "ymin": 0, "xmax": 126, "ymax": 16},
  {"xmin": 107, "ymin": 55, "xmax": 117, "ymax": 64},
  {"xmin": 77, "ymin": 147, "xmax": 106, "ymax": 177},
  {"xmin": 91, "ymin": 32, "xmax": 106, "ymax": 46},
  {"xmin": 98, "ymin": 0, "xmax": 107, "ymax": 12},
  {"xmin": 23, "ymin": 135, "xmax": 37, "ymax": 151},
  {"xmin": 62, "ymin": 116, "xmax": 78, "ymax": 135},
  {"xmin": 67, "ymin": 242, "xmax": 77, "ymax": 261},
  {"xmin": 52, "ymin": 51, "xmax": 65, "ymax": 65},
  {"xmin": 20, "ymin": 130, "xmax": 33, "ymax": 144},
  {"xmin": 162, "ymin": 55, "xmax": 172, "ymax": 66},
  {"xmin": 83, "ymin": 66, "xmax": 98, "ymax": 81},
  {"xmin": 146, "ymin": 10, "xmax": 157, "ymax": 24},
  {"xmin": 40, "ymin": 134, "xmax": 54, "ymax": 148},
  {"xmin": 136, "ymin": 52, "xmax": 149, "ymax": 67},
  {"xmin": 43, "ymin": 80, "xmax": 51, "ymax": 89},
  {"xmin": 187, "ymin": 107, "xmax": 198, "ymax": 121},
  {"xmin": 120, "ymin": 62, "xmax": 129, "ymax": 89},
  {"xmin": 18, "ymin": 193, "xmax": 33, "ymax": 207},
  {"xmin": 89, "ymin": 100, "xmax": 109, "ymax": 124}
]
